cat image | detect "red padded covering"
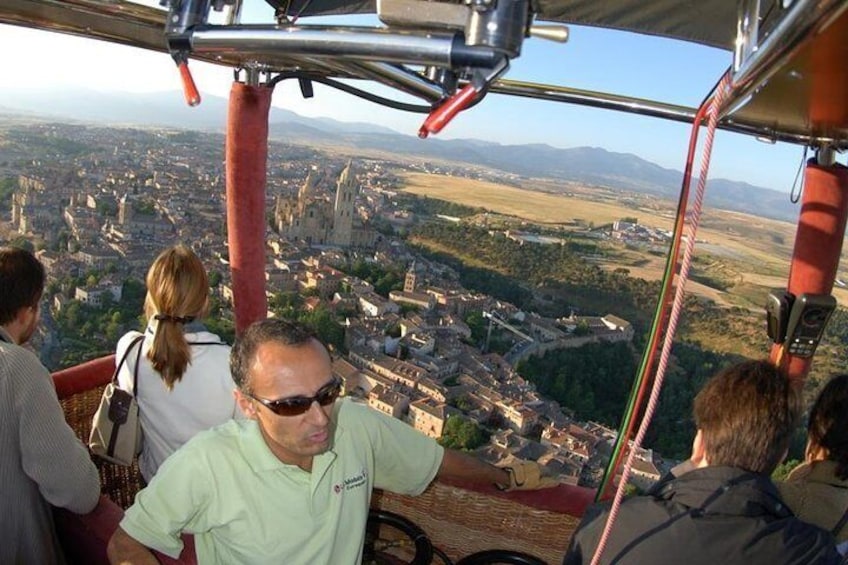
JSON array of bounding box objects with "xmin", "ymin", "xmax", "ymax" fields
[
  {"xmin": 54, "ymin": 496, "xmax": 197, "ymax": 564},
  {"xmin": 52, "ymin": 355, "xmax": 115, "ymax": 400},
  {"xmin": 226, "ymin": 82, "xmax": 272, "ymax": 334},
  {"xmin": 770, "ymin": 163, "xmax": 848, "ymax": 381},
  {"xmin": 54, "ymin": 496, "xmax": 119, "ymax": 565},
  {"xmin": 443, "ymin": 478, "xmax": 594, "ymax": 517}
]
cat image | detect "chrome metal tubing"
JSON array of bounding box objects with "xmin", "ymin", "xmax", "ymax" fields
[
  {"xmin": 488, "ymin": 78, "xmax": 817, "ymax": 145},
  {"xmin": 489, "ymin": 80, "xmax": 696, "ymax": 122},
  {"xmin": 733, "ymin": 0, "xmax": 760, "ymax": 73},
  {"xmin": 733, "ymin": 0, "xmax": 760, "ymax": 72},
  {"xmin": 346, "ymin": 62, "xmax": 445, "ymax": 102},
  {"xmin": 189, "ymin": 24, "xmax": 501, "ymax": 68},
  {"xmin": 726, "ymin": 0, "xmax": 848, "ymax": 117}
]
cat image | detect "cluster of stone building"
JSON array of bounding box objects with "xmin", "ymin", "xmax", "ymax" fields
[
  {"xmin": 3, "ymin": 122, "xmax": 664, "ymax": 489},
  {"xmin": 273, "ymin": 162, "xmax": 377, "ymax": 248},
  {"xmin": 609, "ymin": 219, "xmax": 671, "ymax": 243},
  {"xmin": 240, "ymin": 252, "xmax": 657, "ymax": 486}
]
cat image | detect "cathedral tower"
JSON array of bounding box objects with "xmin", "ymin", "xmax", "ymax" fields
[
  {"xmin": 118, "ymin": 194, "xmax": 133, "ymax": 225},
  {"xmin": 404, "ymin": 260, "xmax": 417, "ymax": 293},
  {"xmin": 331, "ymin": 161, "xmax": 356, "ymax": 246}
]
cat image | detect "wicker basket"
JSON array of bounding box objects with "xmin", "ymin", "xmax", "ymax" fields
[
  {"xmin": 372, "ymin": 485, "xmax": 580, "ymax": 564},
  {"xmin": 59, "ymin": 383, "xmax": 146, "ymax": 510}
]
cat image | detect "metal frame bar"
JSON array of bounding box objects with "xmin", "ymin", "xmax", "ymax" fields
[
  {"xmin": 189, "ymin": 24, "xmax": 501, "ymax": 68},
  {"xmin": 725, "ymin": 0, "xmax": 848, "ymax": 119},
  {"xmin": 1, "ymin": 0, "xmax": 847, "ymax": 146},
  {"xmin": 487, "ymin": 79, "xmax": 821, "ymax": 145}
]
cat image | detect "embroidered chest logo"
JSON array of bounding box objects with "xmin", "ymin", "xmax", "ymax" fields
[{"xmin": 333, "ymin": 468, "xmax": 368, "ymax": 495}]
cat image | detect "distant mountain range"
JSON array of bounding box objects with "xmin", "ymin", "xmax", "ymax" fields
[{"xmin": 0, "ymin": 88, "xmax": 800, "ymax": 222}]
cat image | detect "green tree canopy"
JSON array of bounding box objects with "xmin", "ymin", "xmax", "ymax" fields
[
  {"xmin": 438, "ymin": 415, "xmax": 490, "ymax": 450},
  {"xmin": 772, "ymin": 459, "xmax": 802, "ymax": 482}
]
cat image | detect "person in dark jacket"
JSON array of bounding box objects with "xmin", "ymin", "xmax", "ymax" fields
[
  {"xmin": 563, "ymin": 359, "xmax": 842, "ymax": 565},
  {"xmin": 777, "ymin": 374, "xmax": 848, "ymax": 551}
]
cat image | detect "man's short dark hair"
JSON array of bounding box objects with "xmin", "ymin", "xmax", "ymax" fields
[
  {"xmin": 693, "ymin": 359, "xmax": 800, "ymax": 475},
  {"xmin": 0, "ymin": 246, "xmax": 45, "ymax": 326},
  {"xmin": 230, "ymin": 319, "xmax": 318, "ymax": 393},
  {"xmin": 807, "ymin": 373, "xmax": 848, "ymax": 480}
]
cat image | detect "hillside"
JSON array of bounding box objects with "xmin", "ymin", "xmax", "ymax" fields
[{"xmin": 0, "ymin": 88, "xmax": 800, "ymax": 222}]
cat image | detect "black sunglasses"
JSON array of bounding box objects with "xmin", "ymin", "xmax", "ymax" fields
[{"xmin": 246, "ymin": 378, "xmax": 342, "ymax": 417}]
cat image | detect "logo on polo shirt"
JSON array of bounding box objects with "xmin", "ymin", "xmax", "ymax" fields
[{"xmin": 333, "ymin": 468, "xmax": 368, "ymax": 494}]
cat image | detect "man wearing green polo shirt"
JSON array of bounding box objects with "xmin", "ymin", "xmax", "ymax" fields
[{"xmin": 107, "ymin": 319, "xmax": 555, "ymax": 564}]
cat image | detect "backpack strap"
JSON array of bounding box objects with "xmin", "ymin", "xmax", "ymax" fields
[
  {"xmin": 112, "ymin": 334, "xmax": 145, "ymax": 390},
  {"xmin": 132, "ymin": 335, "xmax": 145, "ymax": 399},
  {"xmin": 187, "ymin": 340, "xmax": 229, "ymax": 346}
]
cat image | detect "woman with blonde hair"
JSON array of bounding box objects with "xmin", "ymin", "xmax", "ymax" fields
[{"xmin": 116, "ymin": 244, "xmax": 237, "ymax": 482}]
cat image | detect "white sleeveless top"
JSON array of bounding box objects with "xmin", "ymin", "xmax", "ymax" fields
[{"xmin": 116, "ymin": 325, "xmax": 239, "ymax": 481}]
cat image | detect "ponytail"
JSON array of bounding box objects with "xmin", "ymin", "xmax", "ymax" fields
[
  {"xmin": 148, "ymin": 317, "xmax": 192, "ymax": 390},
  {"xmin": 143, "ymin": 244, "xmax": 209, "ymax": 390}
]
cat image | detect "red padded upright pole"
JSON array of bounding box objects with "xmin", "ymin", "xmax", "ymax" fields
[
  {"xmin": 770, "ymin": 161, "xmax": 848, "ymax": 382},
  {"xmin": 226, "ymin": 82, "xmax": 272, "ymax": 334}
]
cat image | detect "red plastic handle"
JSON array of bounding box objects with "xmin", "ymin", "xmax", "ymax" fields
[
  {"xmin": 177, "ymin": 61, "xmax": 201, "ymax": 107},
  {"xmin": 418, "ymin": 84, "xmax": 478, "ymax": 138}
]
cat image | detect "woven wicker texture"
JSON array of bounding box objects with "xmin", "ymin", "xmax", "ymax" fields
[
  {"xmin": 372, "ymin": 485, "xmax": 578, "ymax": 564},
  {"xmin": 60, "ymin": 384, "xmax": 578, "ymax": 562},
  {"xmin": 60, "ymin": 384, "xmax": 145, "ymax": 509}
]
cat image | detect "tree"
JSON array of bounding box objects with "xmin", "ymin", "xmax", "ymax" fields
[
  {"xmin": 465, "ymin": 311, "xmax": 487, "ymax": 345},
  {"xmin": 573, "ymin": 320, "xmax": 590, "ymax": 336},
  {"xmin": 298, "ymin": 306, "xmax": 345, "ymax": 352},
  {"xmin": 204, "ymin": 316, "xmax": 235, "ymax": 344},
  {"xmin": 62, "ymin": 301, "xmax": 82, "ymax": 330},
  {"xmin": 96, "ymin": 199, "xmax": 118, "ymax": 217},
  {"xmin": 269, "ymin": 291, "xmax": 302, "ymax": 319},
  {"xmin": 105, "ymin": 318, "xmax": 122, "ymax": 343},
  {"xmin": 399, "ymin": 303, "xmax": 420, "ymax": 315},
  {"xmin": 122, "ymin": 278, "xmax": 146, "ymax": 305},
  {"xmin": 438, "ymin": 415, "xmax": 490, "ymax": 450},
  {"xmin": 133, "ymin": 198, "xmax": 156, "ymax": 215},
  {"xmin": 0, "ymin": 176, "xmax": 17, "ymax": 206},
  {"xmin": 99, "ymin": 291, "xmax": 114, "ymax": 310},
  {"xmin": 772, "ymin": 459, "xmax": 802, "ymax": 482},
  {"xmin": 10, "ymin": 237, "xmax": 34, "ymax": 253}
]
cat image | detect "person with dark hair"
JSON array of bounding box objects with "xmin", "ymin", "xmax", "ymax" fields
[
  {"xmin": 0, "ymin": 246, "xmax": 100, "ymax": 563},
  {"xmin": 778, "ymin": 374, "xmax": 848, "ymax": 550},
  {"xmin": 108, "ymin": 318, "xmax": 557, "ymax": 564},
  {"xmin": 563, "ymin": 359, "xmax": 841, "ymax": 565},
  {"xmin": 115, "ymin": 244, "xmax": 238, "ymax": 481}
]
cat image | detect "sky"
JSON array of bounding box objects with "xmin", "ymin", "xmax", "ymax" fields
[{"xmin": 0, "ymin": 1, "xmax": 820, "ymax": 191}]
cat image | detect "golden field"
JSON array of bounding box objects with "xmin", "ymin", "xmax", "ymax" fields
[{"xmin": 399, "ymin": 172, "xmax": 848, "ymax": 308}]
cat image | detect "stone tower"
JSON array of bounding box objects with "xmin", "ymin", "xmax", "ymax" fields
[
  {"xmin": 297, "ymin": 170, "xmax": 317, "ymax": 213},
  {"xmin": 331, "ymin": 161, "xmax": 356, "ymax": 246},
  {"xmin": 118, "ymin": 194, "xmax": 133, "ymax": 225},
  {"xmin": 404, "ymin": 260, "xmax": 417, "ymax": 293}
]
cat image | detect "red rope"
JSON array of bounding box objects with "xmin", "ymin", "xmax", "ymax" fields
[
  {"xmin": 590, "ymin": 72, "xmax": 731, "ymax": 565},
  {"xmin": 598, "ymin": 95, "xmax": 711, "ymax": 502}
]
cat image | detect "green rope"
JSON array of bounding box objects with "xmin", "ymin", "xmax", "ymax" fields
[{"xmin": 595, "ymin": 181, "xmax": 689, "ymax": 501}]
